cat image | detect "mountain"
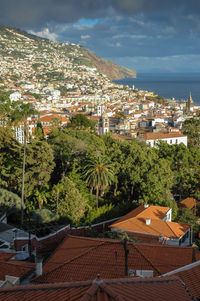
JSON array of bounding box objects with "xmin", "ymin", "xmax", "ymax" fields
[{"xmin": 0, "ymin": 24, "xmax": 136, "ymax": 81}]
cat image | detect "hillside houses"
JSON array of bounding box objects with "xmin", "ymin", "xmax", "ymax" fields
[{"xmin": 1, "ymin": 28, "xmax": 200, "ymax": 144}]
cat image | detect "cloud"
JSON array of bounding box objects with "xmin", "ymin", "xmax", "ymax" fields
[
  {"xmin": 28, "ymin": 28, "xmax": 58, "ymax": 41},
  {"xmin": 81, "ymin": 35, "xmax": 90, "ymax": 39},
  {"xmin": 112, "ymin": 34, "xmax": 147, "ymax": 39},
  {"xmin": 1, "ymin": 0, "xmax": 200, "ymax": 73},
  {"xmin": 1, "ymin": 0, "xmax": 200, "ymax": 28},
  {"xmin": 112, "ymin": 54, "xmax": 200, "ymax": 73}
]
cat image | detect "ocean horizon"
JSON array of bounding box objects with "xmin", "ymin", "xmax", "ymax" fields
[{"xmin": 114, "ymin": 72, "xmax": 200, "ymax": 105}]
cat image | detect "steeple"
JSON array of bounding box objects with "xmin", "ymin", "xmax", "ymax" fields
[{"xmin": 186, "ymin": 92, "xmax": 194, "ymax": 113}]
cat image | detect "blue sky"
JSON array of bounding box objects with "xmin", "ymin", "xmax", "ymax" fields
[{"xmin": 1, "ymin": 0, "xmax": 200, "ymax": 73}]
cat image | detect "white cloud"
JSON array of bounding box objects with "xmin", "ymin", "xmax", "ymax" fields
[
  {"xmin": 28, "ymin": 28, "xmax": 58, "ymax": 41},
  {"xmin": 112, "ymin": 33, "xmax": 148, "ymax": 39},
  {"xmin": 81, "ymin": 35, "xmax": 90, "ymax": 39}
]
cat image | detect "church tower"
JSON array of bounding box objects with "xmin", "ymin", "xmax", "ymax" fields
[
  {"xmin": 99, "ymin": 111, "xmax": 109, "ymax": 135},
  {"xmin": 186, "ymin": 92, "xmax": 194, "ymax": 113}
]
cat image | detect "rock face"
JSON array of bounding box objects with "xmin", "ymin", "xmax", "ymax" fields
[
  {"xmin": 0, "ymin": 24, "xmax": 136, "ymax": 81},
  {"xmin": 83, "ymin": 49, "xmax": 136, "ymax": 80}
]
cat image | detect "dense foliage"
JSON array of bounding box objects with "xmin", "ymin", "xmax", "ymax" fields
[{"xmin": 0, "ymin": 106, "xmax": 200, "ymax": 236}]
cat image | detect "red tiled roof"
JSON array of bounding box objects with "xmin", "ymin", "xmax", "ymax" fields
[
  {"xmin": 162, "ymin": 261, "xmax": 200, "ymax": 300},
  {"xmin": 140, "ymin": 131, "xmax": 186, "ymax": 141},
  {"xmin": 32, "ymin": 236, "xmax": 197, "ymax": 284},
  {"xmin": 0, "ymin": 277, "xmax": 193, "ymax": 301},
  {"xmin": 111, "ymin": 205, "xmax": 169, "ymax": 225},
  {"xmin": 109, "ymin": 205, "xmax": 190, "ymax": 239},
  {"xmin": 178, "ymin": 198, "xmax": 198, "ymax": 209},
  {"xmin": 0, "ymin": 251, "xmax": 35, "ymax": 281}
]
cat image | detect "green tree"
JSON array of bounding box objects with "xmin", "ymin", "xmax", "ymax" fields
[
  {"xmin": 34, "ymin": 121, "xmax": 44, "ymax": 139},
  {"xmin": 83, "ymin": 155, "xmax": 115, "ymax": 207},
  {"xmin": 68, "ymin": 114, "xmax": 95, "ymax": 130},
  {"xmin": 182, "ymin": 118, "xmax": 200, "ymax": 148},
  {"xmin": 9, "ymin": 101, "xmax": 37, "ymax": 224},
  {"xmin": 0, "ymin": 188, "xmax": 21, "ymax": 214},
  {"xmin": 0, "ymin": 127, "xmax": 22, "ymax": 193},
  {"xmin": 156, "ymin": 142, "xmax": 200, "ymax": 201},
  {"xmin": 175, "ymin": 208, "xmax": 199, "ymax": 236},
  {"xmin": 25, "ymin": 138, "xmax": 55, "ymax": 209},
  {"xmin": 48, "ymin": 128, "xmax": 88, "ymax": 181},
  {"xmin": 52, "ymin": 176, "xmax": 86, "ymax": 224}
]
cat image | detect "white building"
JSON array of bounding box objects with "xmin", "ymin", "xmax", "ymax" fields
[
  {"xmin": 9, "ymin": 92, "xmax": 21, "ymax": 102},
  {"xmin": 139, "ymin": 131, "xmax": 187, "ymax": 147}
]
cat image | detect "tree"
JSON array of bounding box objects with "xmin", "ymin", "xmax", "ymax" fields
[
  {"xmin": 48, "ymin": 128, "xmax": 104, "ymax": 183},
  {"xmin": 83, "ymin": 155, "xmax": 115, "ymax": 207},
  {"xmin": 0, "ymin": 127, "xmax": 22, "ymax": 193},
  {"xmin": 68, "ymin": 114, "xmax": 95, "ymax": 130},
  {"xmin": 182, "ymin": 118, "xmax": 200, "ymax": 148},
  {"xmin": 9, "ymin": 102, "xmax": 38, "ymax": 225},
  {"xmin": 175, "ymin": 208, "xmax": 199, "ymax": 236},
  {"xmin": 25, "ymin": 138, "xmax": 55, "ymax": 209},
  {"xmin": 52, "ymin": 176, "xmax": 86, "ymax": 224},
  {"xmin": 48, "ymin": 128, "xmax": 88, "ymax": 182},
  {"xmin": 156, "ymin": 142, "xmax": 200, "ymax": 201},
  {"xmin": 0, "ymin": 188, "xmax": 21, "ymax": 215}
]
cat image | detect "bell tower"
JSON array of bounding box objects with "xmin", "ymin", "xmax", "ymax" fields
[{"xmin": 186, "ymin": 92, "xmax": 194, "ymax": 113}]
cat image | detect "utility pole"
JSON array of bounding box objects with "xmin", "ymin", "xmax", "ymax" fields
[{"xmin": 123, "ymin": 238, "xmax": 129, "ymax": 276}]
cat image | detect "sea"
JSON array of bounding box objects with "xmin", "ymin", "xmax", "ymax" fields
[{"xmin": 114, "ymin": 72, "xmax": 200, "ymax": 105}]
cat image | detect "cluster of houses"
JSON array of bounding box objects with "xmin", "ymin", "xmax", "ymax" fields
[
  {"xmin": 1, "ymin": 27, "xmax": 200, "ymax": 299},
  {"xmin": 1, "ymin": 83, "xmax": 199, "ymax": 146},
  {"xmin": 0, "ymin": 203, "xmax": 199, "ymax": 300},
  {"xmin": 1, "ymin": 27, "xmax": 200, "ymax": 147}
]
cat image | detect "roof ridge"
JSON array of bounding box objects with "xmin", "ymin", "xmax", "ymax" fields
[
  {"xmin": 178, "ymin": 278, "xmax": 195, "ymax": 301},
  {"xmin": 133, "ymin": 244, "xmax": 162, "ymax": 275},
  {"xmin": 80, "ymin": 282, "xmax": 126, "ymax": 301},
  {"xmin": 161, "ymin": 260, "xmax": 200, "ymax": 277},
  {"xmin": 39, "ymin": 235, "xmax": 104, "ymax": 268},
  {"xmin": 100, "ymin": 282, "xmax": 125, "ymax": 301},
  {"xmin": 33, "ymin": 241, "xmax": 106, "ymax": 282},
  {"xmin": 79, "ymin": 283, "xmax": 99, "ymax": 301}
]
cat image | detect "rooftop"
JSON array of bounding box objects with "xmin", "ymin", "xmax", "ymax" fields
[
  {"xmin": 140, "ymin": 131, "xmax": 186, "ymax": 141},
  {"xmin": 110, "ymin": 205, "xmax": 190, "ymax": 239},
  {"xmin": 0, "ymin": 276, "xmax": 193, "ymax": 301},
  {"xmin": 32, "ymin": 235, "xmax": 197, "ymax": 284},
  {"xmin": 0, "ymin": 251, "xmax": 35, "ymax": 282}
]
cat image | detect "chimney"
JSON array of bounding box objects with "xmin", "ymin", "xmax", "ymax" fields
[
  {"xmin": 144, "ymin": 204, "xmax": 149, "ymax": 208},
  {"xmin": 146, "ymin": 218, "xmax": 151, "ymax": 225},
  {"xmin": 35, "ymin": 255, "xmax": 43, "ymax": 277}
]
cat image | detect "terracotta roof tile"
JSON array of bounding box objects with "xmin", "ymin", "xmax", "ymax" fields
[
  {"xmin": 178, "ymin": 198, "xmax": 198, "ymax": 209},
  {"xmin": 162, "ymin": 261, "xmax": 200, "ymax": 299},
  {"xmin": 32, "ymin": 236, "xmax": 196, "ymax": 284},
  {"xmin": 110, "ymin": 205, "xmax": 190, "ymax": 239},
  {"xmin": 111, "ymin": 205, "xmax": 169, "ymax": 226},
  {"xmin": 0, "ymin": 251, "xmax": 35, "ymax": 281},
  {"xmin": 0, "ymin": 277, "xmax": 193, "ymax": 301},
  {"xmin": 111, "ymin": 218, "xmax": 190, "ymax": 238},
  {"xmin": 140, "ymin": 131, "xmax": 186, "ymax": 141}
]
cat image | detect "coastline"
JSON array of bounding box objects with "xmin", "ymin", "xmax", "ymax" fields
[{"xmin": 114, "ymin": 72, "xmax": 200, "ymax": 105}]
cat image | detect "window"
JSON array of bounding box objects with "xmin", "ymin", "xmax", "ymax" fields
[{"xmin": 170, "ymin": 139, "xmax": 172, "ymax": 144}]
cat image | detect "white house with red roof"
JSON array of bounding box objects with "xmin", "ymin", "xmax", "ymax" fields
[
  {"xmin": 139, "ymin": 131, "xmax": 187, "ymax": 147},
  {"xmin": 109, "ymin": 205, "xmax": 191, "ymax": 246}
]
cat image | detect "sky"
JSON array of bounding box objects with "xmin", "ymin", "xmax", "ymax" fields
[{"xmin": 1, "ymin": 0, "xmax": 200, "ymax": 73}]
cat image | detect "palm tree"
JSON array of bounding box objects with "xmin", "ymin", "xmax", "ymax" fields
[
  {"xmin": 83, "ymin": 155, "xmax": 115, "ymax": 207},
  {"xmin": 10, "ymin": 101, "xmax": 37, "ymax": 225}
]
